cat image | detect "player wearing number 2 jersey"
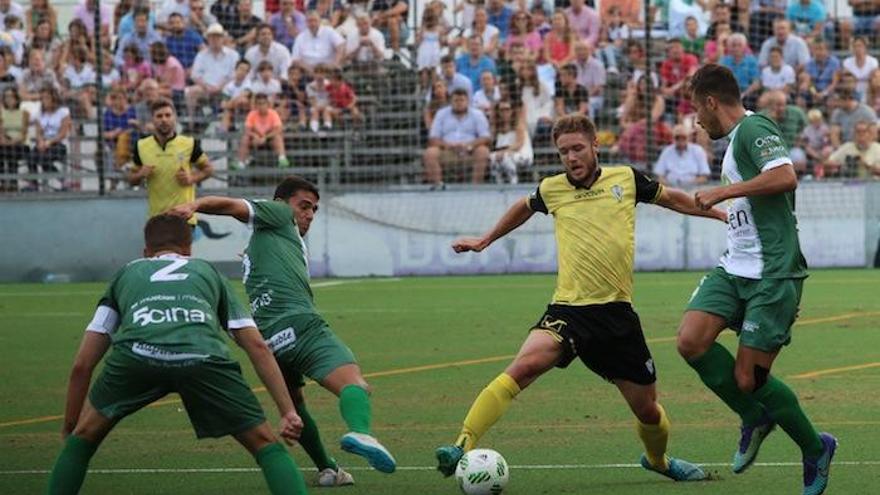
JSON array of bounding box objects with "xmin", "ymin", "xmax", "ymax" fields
[
  {"xmin": 47, "ymin": 215, "xmax": 307, "ymax": 495},
  {"xmin": 171, "ymin": 176, "xmax": 396, "ymax": 485},
  {"xmin": 678, "ymin": 64, "xmax": 836, "ymax": 495}
]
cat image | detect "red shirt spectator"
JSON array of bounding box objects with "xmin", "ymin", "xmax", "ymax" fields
[
  {"xmin": 660, "ymin": 39, "xmax": 699, "ymax": 115},
  {"xmin": 617, "ymin": 120, "xmax": 673, "ymax": 167},
  {"xmin": 328, "ymin": 79, "xmax": 355, "ymax": 108}
]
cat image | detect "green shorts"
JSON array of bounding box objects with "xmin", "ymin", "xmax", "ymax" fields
[
  {"xmin": 89, "ymin": 348, "xmax": 266, "ymax": 439},
  {"xmin": 686, "ymin": 267, "xmax": 805, "ymax": 352},
  {"xmin": 264, "ymin": 313, "xmax": 357, "ymax": 387}
]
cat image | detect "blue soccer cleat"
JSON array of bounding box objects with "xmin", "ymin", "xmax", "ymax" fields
[
  {"xmin": 340, "ymin": 432, "xmax": 396, "ymax": 473},
  {"xmin": 640, "ymin": 454, "xmax": 708, "ymax": 481},
  {"xmin": 435, "ymin": 444, "xmax": 464, "ymax": 477},
  {"xmin": 733, "ymin": 418, "xmax": 776, "ymax": 473},
  {"xmin": 803, "ymin": 432, "xmax": 837, "ymax": 495}
]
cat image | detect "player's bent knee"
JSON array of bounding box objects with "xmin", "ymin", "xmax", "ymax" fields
[
  {"xmin": 236, "ymin": 422, "xmax": 277, "ymax": 456},
  {"xmin": 734, "ymin": 367, "xmax": 756, "ymax": 394},
  {"xmin": 634, "ymin": 402, "xmax": 662, "ymax": 425}
]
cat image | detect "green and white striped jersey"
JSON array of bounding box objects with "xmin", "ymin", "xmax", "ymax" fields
[{"xmin": 718, "ymin": 112, "xmax": 808, "ymax": 279}]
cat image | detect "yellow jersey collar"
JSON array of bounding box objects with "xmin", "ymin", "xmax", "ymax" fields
[
  {"xmin": 566, "ymin": 167, "xmax": 602, "ymax": 189},
  {"xmin": 152, "ymin": 132, "xmax": 179, "ymax": 151}
]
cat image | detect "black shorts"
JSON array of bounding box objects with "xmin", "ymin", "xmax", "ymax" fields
[{"xmin": 532, "ymin": 302, "xmax": 657, "ymax": 385}]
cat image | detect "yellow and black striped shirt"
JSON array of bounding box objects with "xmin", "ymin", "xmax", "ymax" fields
[{"xmin": 527, "ymin": 166, "xmax": 663, "ymax": 306}]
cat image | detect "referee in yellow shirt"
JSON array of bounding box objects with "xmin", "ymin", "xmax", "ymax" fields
[
  {"xmin": 127, "ymin": 98, "xmax": 214, "ymax": 225},
  {"xmin": 435, "ymin": 114, "xmax": 727, "ymax": 482}
]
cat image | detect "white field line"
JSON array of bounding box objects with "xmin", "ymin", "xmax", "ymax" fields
[{"xmin": 2, "ymin": 461, "xmax": 879, "ymax": 475}]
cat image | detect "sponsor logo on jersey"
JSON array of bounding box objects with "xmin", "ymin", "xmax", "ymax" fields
[
  {"xmin": 754, "ymin": 135, "xmax": 783, "ymax": 148},
  {"xmin": 574, "ymin": 188, "xmax": 605, "ymax": 200},
  {"xmin": 250, "ymin": 291, "xmax": 273, "ymax": 313},
  {"xmin": 131, "ymin": 342, "xmax": 209, "ymax": 361},
  {"xmin": 266, "ymin": 327, "xmax": 296, "ymax": 353},
  {"xmin": 132, "ymin": 306, "xmax": 211, "ymax": 326}
]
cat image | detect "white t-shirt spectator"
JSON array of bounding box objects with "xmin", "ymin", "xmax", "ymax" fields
[
  {"xmin": 291, "ymin": 26, "xmax": 345, "ymax": 69},
  {"xmin": 306, "ymin": 80, "xmax": 330, "ymax": 106},
  {"xmin": 345, "ymin": 27, "xmax": 386, "ymax": 63},
  {"xmin": 472, "ymin": 86, "xmax": 501, "ymax": 112},
  {"xmin": 223, "ymin": 78, "xmax": 252, "ymax": 99},
  {"xmin": 429, "ymin": 106, "xmax": 491, "ymax": 144},
  {"xmin": 245, "ymin": 42, "xmax": 292, "ymax": 80},
  {"xmin": 191, "ymin": 46, "xmax": 240, "ymax": 88},
  {"xmin": 38, "ymin": 106, "xmax": 71, "ymax": 145},
  {"xmin": 758, "ymin": 34, "xmax": 811, "ymax": 68},
  {"xmin": 653, "ymin": 142, "xmax": 711, "ymax": 186},
  {"xmin": 250, "ymin": 77, "xmax": 283, "ymax": 98},
  {"xmin": 842, "ymin": 55, "xmax": 879, "ymax": 99},
  {"xmin": 63, "ymin": 63, "xmax": 97, "ymax": 89},
  {"xmin": 761, "ymin": 64, "xmax": 796, "ymax": 90}
]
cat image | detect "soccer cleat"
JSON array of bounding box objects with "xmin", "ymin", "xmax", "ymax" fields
[
  {"xmin": 640, "ymin": 454, "xmax": 708, "ymax": 481},
  {"xmin": 340, "ymin": 432, "xmax": 396, "ymax": 473},
  {"xmin": 803, "ymin": 432, "xmax": 837, "ymax": 495},
  {"xmin": 316, "ymin": 467, "xmax": 355, "ymax": 487},
  {"xmin": 733, "ymin": 418, "xmax": 777, "ymax": 473},
  {"xmin": 435, "ymin": 445, "xmax": 464, "ymax": 477}
]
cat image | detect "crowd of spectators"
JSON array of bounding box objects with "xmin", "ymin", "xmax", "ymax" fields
[{"xmin": 0, "ymin": 0, "xmax": 877, "ymax": 191}]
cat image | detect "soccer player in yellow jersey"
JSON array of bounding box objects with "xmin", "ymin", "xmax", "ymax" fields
[
  {"xmin": 127, "ymin": 98, "xmax": 214, "ymax": 226},
  {"xmin": 435, "ymin": 114, "xmax": 728, "ymax": 482}
]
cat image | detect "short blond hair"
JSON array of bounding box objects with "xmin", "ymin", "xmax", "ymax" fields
[{"xmin": 552, "ymin": 114, "xmax": 596, "ymax": 144}]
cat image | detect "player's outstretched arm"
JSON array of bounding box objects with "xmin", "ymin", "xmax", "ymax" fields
[
  {"xmin": 694, "ymin": 165, "xmax": 798, "ymax": 210},
  {"xmin": 168, "ymin": 196, "xmax": 251, "ymax": 223},
  {"xmin": 452, "ymin": 199, "xmax": 535, "ymax": 253},
  {"xmin": 234, "ymin": 327, "xmax": 303, "ymax": 444},
  {"xmin": 62, "ymin": 332, "xmax": 111, "ymax": 438},
  {"xmin": 656, "ymin": 186, "xmax": 728, "ymax": 222}
]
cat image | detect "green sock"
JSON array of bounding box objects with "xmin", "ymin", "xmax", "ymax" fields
[
  {"xmin": 339, "ymin": 384, "xmax": 372, "ymax": 435},
  {"xmin": 752, "ymin": 375, "xmax": 824, "ymax": 458},
  {"xmin": 46, "ymin": 435, "xmax": 98, "ymax": 495},
  {"xmin": 296, "ymin": 402, "xmax": 338, "ymax": 471},
  {"xmin": 255, "ymin": 443, "xmax": 308, "ymax": 495},
  {"xmin": 687, "ymin": 343, "xmax": 766, "ymax": 426}
]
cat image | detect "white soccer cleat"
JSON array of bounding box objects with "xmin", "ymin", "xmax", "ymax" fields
[
  {"xmin": 316, "ymin": 467, "xmax": 355, "ymax": 487},
  {"xmin": 340, "ymin": 432, "xmax": 396, "ymax": 473}
]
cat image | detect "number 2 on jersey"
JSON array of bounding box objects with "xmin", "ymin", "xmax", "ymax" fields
[{"xmin": 150, "ymin": 259, "xmax": 190, "ymax": 282}]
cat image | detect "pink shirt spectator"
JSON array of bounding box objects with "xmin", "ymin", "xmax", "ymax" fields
[
  {"xmin": 72, "ymin": 1, "xmax": 112, "ymax": 36},
  {"xmin": 565, "ymin": 5, "xmax": 600, "ymax": 46},
  {"xmin": 121, "ymin": 60, "xmax": 152, "ymax": 89},
  {"xmin": 154, "ymin": 56, "xmax": 186, "ymax": 91},
  {"xmin": 504, "ymin": 31, "xmax": 542, "ymax": 55}
]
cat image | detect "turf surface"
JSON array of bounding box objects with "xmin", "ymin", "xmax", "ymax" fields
[{"xmin": 1, "ymin": 270, "xmax": 878, "ymax": 494}]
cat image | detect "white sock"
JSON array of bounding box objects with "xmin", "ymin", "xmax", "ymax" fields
[{"xmin": 310, "ymin": 120, "xmax": 319, "ymax": 132}]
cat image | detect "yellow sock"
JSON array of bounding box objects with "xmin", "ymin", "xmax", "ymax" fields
[
  {"xmin": 637, "ymin": 403, "xmax": 670, "ymax": 471},
  {"xmin": 455, "ymin": 373, "xmax": 521, "ymax": 451}
]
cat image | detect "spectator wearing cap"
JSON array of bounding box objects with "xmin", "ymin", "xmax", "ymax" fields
[
  {"xmin": 269, "ymin": 0, "xmax": 306, "ymax": 50},
  {"xmin": 185, "ymin": 23, "xmax": 239, "ymax": 127},
  {"xmin": 115, "ymin": 8, "xmax": 163, "ymax": 68},
  {"xmin": 291, "ymin": 11, "xmax": 345, "ymax": 70},
  {"xmin": 245, "ymin": 24, "xmax": 292, "ymax": 80},
  {"xmin": 424, "ymin": 88, "xmax": 491, "ymax": 185},
  {"xmin": 456, "ymin": 35, "xmax": 496, "ymax": 92},
  {"xmin": 164, "ymin": 13, "xmax": 205, "ymax": 72},
  {"xmin": 653, "ymin": 124, "xmax": 711, "ymax": 186},
  {"xmin": 830, "ymin": 88, "xmax": 878, "ymax": 147},
  {"xmin": 825, "ymin": 119, "xmax": 880, "ymax": 178},
  {"xmin": 758, "ymin": 19, "xmax": 810, "ymax": 71}
]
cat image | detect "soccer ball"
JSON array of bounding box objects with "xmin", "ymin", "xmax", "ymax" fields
[{"xmin": 454, "ymin": 449, "xmax": 509, "ymax": 495}]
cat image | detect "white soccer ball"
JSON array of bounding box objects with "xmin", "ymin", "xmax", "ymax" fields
[{"xmin": 455, "ymin": 449, "xmax": 510, "ymax": 495}]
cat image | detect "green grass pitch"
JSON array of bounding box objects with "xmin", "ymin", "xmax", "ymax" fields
[{"xmin": 1, "ymin": 270, "xmax": 878, "ymax": 494}]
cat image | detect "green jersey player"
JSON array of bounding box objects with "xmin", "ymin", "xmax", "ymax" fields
[
  {"xmin": 677, "ymin": 64, "xmax": 836, "ymax": 495},
  {"xmin": 170, "ymin": 176, "xmax": 396, "ymax": 484},
  {"xmin": 47, "ymin": 215, "xmax": 307, "ymax": 495}
]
